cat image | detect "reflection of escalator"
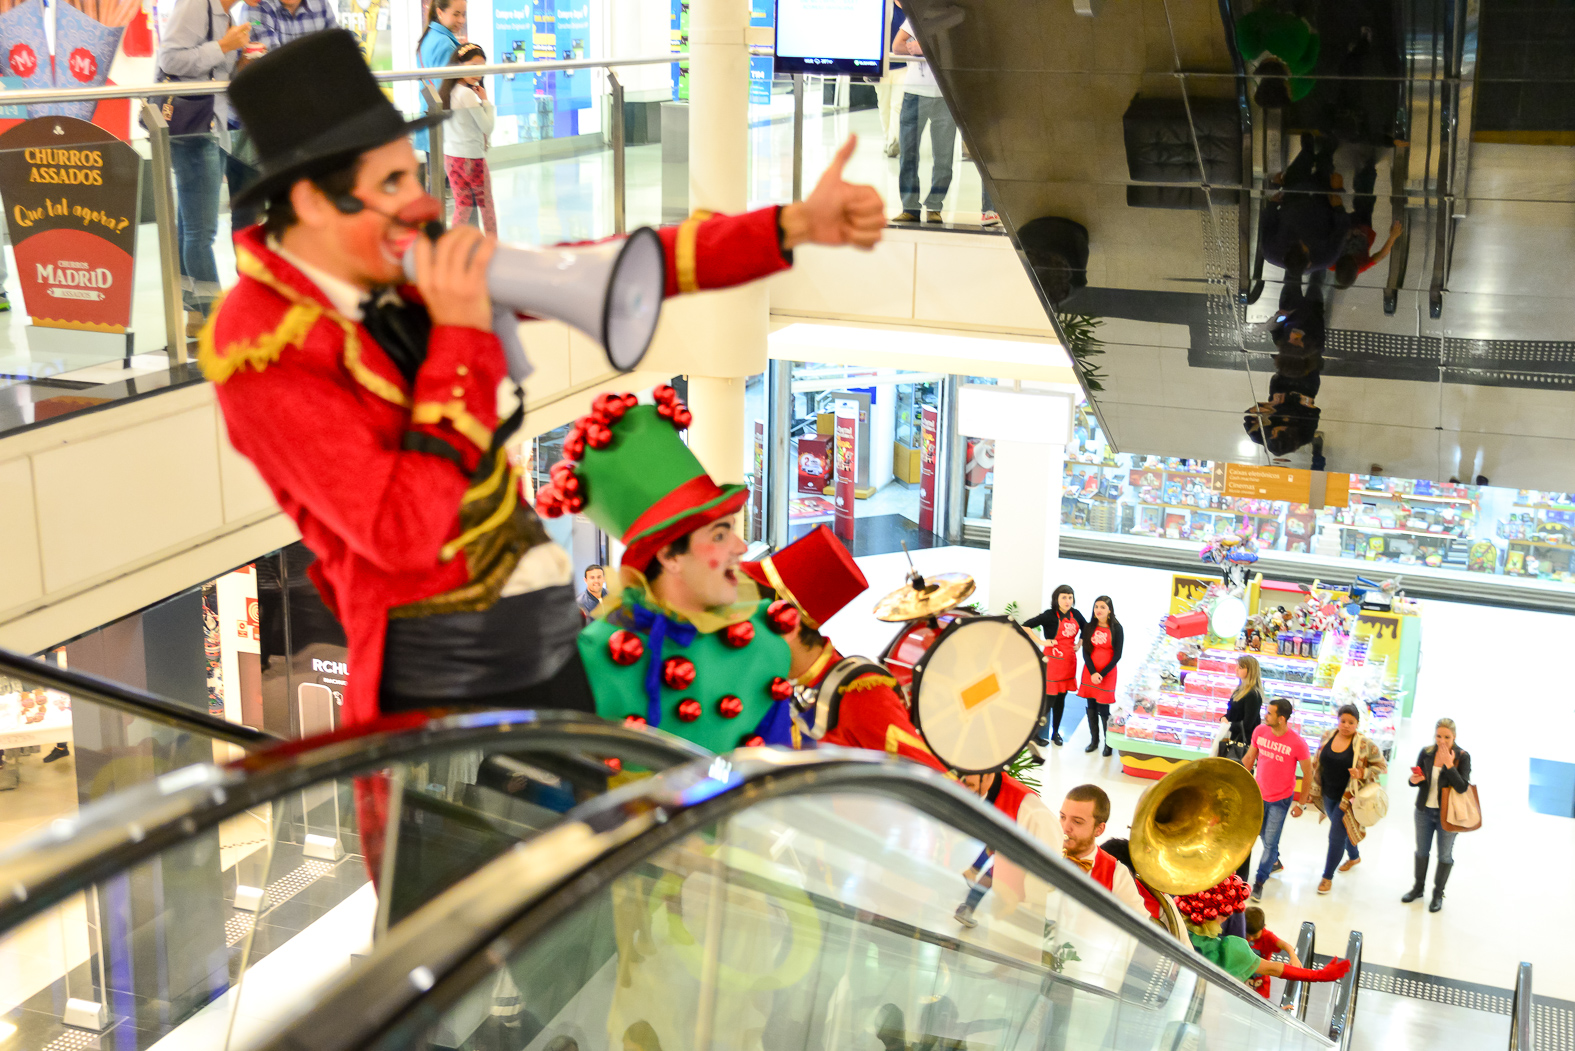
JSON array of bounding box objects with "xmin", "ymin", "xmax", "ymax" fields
[
  {"xmin": 261, "ymin": 750, "xmax": 1359, "ymax": 1051},
  {"xmin": 0, "ymin": 710, "xmax": 704, "ymax": 1050}
]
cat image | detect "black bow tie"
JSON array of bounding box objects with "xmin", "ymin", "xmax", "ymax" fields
[{"xmin": 359, "ymin": 289, "xmax": 432, "ymax": 385}]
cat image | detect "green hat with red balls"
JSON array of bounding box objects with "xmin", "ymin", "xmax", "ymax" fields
[{"xmin": 536, "ymin": 386, "xmax": 748, "ymax": 573}]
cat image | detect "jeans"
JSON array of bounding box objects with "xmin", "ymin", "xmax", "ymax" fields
[
  {"xmin": 962, "ymin": 847, "xmax": 991, "ymax": 910},
  {"xmin": 1414, "ymin": 806, "xmax": 1456, "ymax": 864},
  {"xmin": 899, "ymin": 93, "xmax": 956, "ymax": 212},
  {"xmin": 1322, "ymin": 793, "xmax": 1358, "ymax": 879},
  {"xmin": 171, "ymin": 134, "xmax": 222, "ymax": 314},
  {"xmin": 1253, "ymin": 796, "xmax": 1293, "ymax": 884},
  {"xmin": 225, "ymin": 148, "xmax": 261, "ymax": 232}
]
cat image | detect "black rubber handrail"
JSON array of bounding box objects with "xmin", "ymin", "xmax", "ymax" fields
[
  {"xmin": 1281, "ymin": 919, "xmax": 1317, "ymax": 1016},
  {"xmin": 1328, "ymin": 930, "xmax": 1363, "ymax": 1049},
  {"xmin": 259, "ymin": 748, "xmax": 1339, "ymax": 1051},
  {"xmin": 0, "ymin": 709, "xmax": 705, "ymax": 934},
  {"xmin": 0, "ymin": 645, "xmax": 278, "ymax": 749}
]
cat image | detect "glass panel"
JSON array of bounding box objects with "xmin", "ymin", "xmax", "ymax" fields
[
  {"xmin": 408, "ymin": 790, "xmax": 1332, "ymax": 1051},
  {"xmin": 0, "ymin": 732, "xmax": 667, "ymax": 1049}
]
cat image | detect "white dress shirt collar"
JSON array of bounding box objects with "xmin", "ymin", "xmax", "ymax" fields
[{"xmin": 269, "ymin": 238, "xmax": 369, "ymax": 322}]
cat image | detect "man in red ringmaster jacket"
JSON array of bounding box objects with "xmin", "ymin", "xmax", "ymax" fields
[
  {"xmin": 201, "ymin": 31, "xmax": 885, "ymax": 730},
  {"xmin": 739, "ymin": 526, "xmax": 949, "ymax": 772}
]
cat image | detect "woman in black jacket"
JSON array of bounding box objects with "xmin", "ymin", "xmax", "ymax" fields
[
  {"xmin": 1403, "ymin": 717, "xmax": 1471, "ymax": 913},
  {"xmin": 1223, "ymin": 654, "xmax": 1264, "ymax": 752},
  {"xmin": 1078, "ymin": 596, "xmax": 1123, "ymax": 757},
  {"xmin": 1022, "ymin": 584, "xmax": 1086, "ymax": 757}
]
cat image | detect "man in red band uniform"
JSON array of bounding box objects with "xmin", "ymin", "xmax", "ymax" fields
[
  {"xmin": 202, "ymin": 31, "xmax": 886, "ymax": 729},
  {"xmin": 738, "ymin": 526, "xmax": 948, "ymax": 771}
]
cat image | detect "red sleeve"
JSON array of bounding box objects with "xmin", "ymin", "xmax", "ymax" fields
[
  {"xmin": 834, "ymin": 681, "xmax": 950, "ymax": 774},
  {"xmin": 656, "ymin": 206, "xmax": 792, "ymax": 297},
  {"xmin": 216, "ymin": 333, "xmax": 499, "ymax": 576}
]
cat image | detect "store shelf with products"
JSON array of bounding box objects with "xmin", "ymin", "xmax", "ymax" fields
[{"xmin": 1105, "ymin": 573, "xmax": 1416, "ymax": 781}]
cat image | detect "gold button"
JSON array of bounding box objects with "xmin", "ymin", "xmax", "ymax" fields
[
  {"xmin": 451, "ymin": 385, "xmax": 465, "ymax": 397},
  {"xmin": 456, "ymin": 364, "xmax": 469, "ymax": 376}
]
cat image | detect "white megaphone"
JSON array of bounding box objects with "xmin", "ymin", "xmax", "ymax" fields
[{"xmin": 404, "ymin": 226, "xmax": 665, "ymax": 381}]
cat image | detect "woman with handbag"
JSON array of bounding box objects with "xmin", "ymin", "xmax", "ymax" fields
[
  {"xmin": 1022, "ymin": 584, "xmax": 1085, "ymax": 758},
  {"xmin": 1404, "ymin": 717, "xmax": 1472, "ymax": 913},
  {"xmin": 1305, "ymin": 703, "xmax": 1387, "ymax": 894},
  {"xmin": 1222, "ymin": 655, "xmax": 1264, "ymax": 761}
]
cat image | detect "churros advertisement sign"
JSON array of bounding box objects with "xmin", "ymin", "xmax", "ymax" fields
[{"xmin": 0, "ymin": 116, "xmax": 139, "ymax": 331}]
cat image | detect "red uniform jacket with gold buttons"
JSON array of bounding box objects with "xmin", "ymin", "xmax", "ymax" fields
[
  {"xmin": 203, "ymin": 209, "xmax": 793, "ymax": 729},
  {"xmin": 807, "ymin": 647, "xmax": 950, "ymax": 774}
]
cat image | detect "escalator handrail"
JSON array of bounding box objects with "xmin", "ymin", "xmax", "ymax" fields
[
  {"xmin": 0, "ymin": 644, "xmax": 279, "ymax": 748},
  {"xmin": 1327, "ymin": 930, "xmax": 1363, "ymax": 1048},
  {"xmin": 0, "ymin": 708, "xmax": 705, "ymax": 935},
  {"xmin": 1280, "ymin": 920, "xmax": 1317, "ymax": 1016},
  {"xmin": 259, "ymin": 747, "xmax": 1340, "ymax": 1051},
  {"xmin": 1510, "ymin": 961, "xmax": 1533, "ymax": 1051}
]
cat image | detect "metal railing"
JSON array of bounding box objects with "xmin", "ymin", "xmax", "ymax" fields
[
  {"xmin": 1327, "ymin": 930, "xmax": 1363, "ymax": 1049},
  {"xmin": 1509, "ymin": 962, "xmax": 1533, "ymax": 1051},
  {"xmin": 1281, "ymin": 920, "xmax": 1317, "ymax": 1017}
]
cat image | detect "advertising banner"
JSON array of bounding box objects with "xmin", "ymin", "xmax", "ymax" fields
[
  {"xmin": 797, "ymin": 435, "xmax": 829, "ymax": 494},
  {"xmin": 833, "ymin": 398, "xmax": 857, "ymax": 542},
  {"xmin": 918, "ymin": 404, "xmax": 938, "ymax": 533},
  {"xmin": 750, "ymin": 419, "xmax": 765, "ymax": 541},
  {"xmin": 0, "ymin": 117, "xmax": 140, "ymax": 332},
  {"xmin": 749, "ymin": 0, "xmax": 773, "ymax": 104},
  {"xmin": 338, "ymin": 0, "xmax": 393, "ymax": 72}
]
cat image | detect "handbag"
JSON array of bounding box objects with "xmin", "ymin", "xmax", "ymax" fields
[
  {"xmin": 1350, "ymin": 779, "xmax": 1389, "ymax": 826},
  {"xmin": 1441, "ymin": 783, "xmax": 1482, "ymax": 833},
  {"xmin": 151, "ymin": 2, "xmax": 218, "ymax": 136}
]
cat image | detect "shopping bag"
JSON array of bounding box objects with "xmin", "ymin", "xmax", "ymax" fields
[{"xmin": 1441, "ymin": 784, "xmax": 1481, "ymax": 833}]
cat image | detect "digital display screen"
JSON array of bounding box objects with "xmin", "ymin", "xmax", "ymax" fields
[{"xmin": 773, "ymin": 0, "xmax": 889, "ymax": 79}]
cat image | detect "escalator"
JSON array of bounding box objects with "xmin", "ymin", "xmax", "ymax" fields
[
  {"xmin": 252, "ymin": 750, "xmax": 1357, "ymax": 1051},
  {"xmin": 0, "ymin": 705, "xmax": 705, "ymax": 1050}
]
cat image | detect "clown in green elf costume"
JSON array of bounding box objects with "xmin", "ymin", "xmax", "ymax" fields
[{"xmin": 535, "ymin": 386, "xmax": 804, "ymax": 752}]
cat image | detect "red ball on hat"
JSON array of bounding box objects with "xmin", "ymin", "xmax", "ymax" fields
[
  {"xmin": 676, "ymin": 698, "xmax": 702, "ymax": 722},
  {"xmin": 765, "ymin": 601, "xmax": 800, "ymax": 635},
  {"xmin": 607, "ymin": 630, "xmax": 645, "ymax": 666},
  {"xmin": 662, "ymin": 656, "xmax": 697, "ymax": 691},
  {"xmin": 672, "ymin": 406, "xmax": 693, "ymax": 429},
  {"xmin": 717, "ymin": 695, "xmax": 743, "ymax": 719},
  {"xmin": 653, "ymin": 384, "xmax": 678, "ymax": 405},
  {"xmin": 722, "ymin": 621, "xmax": 755, "ymax": 649}
]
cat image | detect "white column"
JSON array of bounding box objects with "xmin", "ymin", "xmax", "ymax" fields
[
  {"xmin": 687, "ymin": 0, "xmax": 750, "ymax": 212},
  {"xmin": 686, "ymin": 374, "xmax": 749, "ymax": 484},
  {"xmin": 957, "ymin": 384, "xmax": 1076, "ymax": 616}
]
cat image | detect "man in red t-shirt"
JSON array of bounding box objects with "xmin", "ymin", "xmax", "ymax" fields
[{"xmin": 1242, "ymin": 697, "xmax": 1313, "ymax": 901}]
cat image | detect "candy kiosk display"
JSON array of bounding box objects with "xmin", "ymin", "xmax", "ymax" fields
[
  {"xmin": 0, "ymin": 678, "xmax": 71, "ymax": 790},
  {"xmin": 1104, "ymin": 537, "xmax": 1419, "ymax": 780}
]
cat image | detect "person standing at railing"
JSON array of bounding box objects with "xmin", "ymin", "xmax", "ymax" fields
[
  {"xmin": 439, "ymin": 42, "xmax": 496, "ymax": 235},
  {"xmin": 413, "ymin": 0, "xmax": 464, "ymax": 165},
  {"xmin": 240, "ymin": 0, "xmax": 337, "ymax": 50},
  {"xmin": 890, "ymin": 23, "xmax": 954, "ymax": 225},
  {"xmin": 201, "ymin": 31, "xmax": 885, "ymax": 733},
  {"xmin": 157, "ymin": 0, "xmax": 252, "ymax": 333}
]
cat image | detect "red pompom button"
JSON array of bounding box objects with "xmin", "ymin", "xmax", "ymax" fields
[
  {"xmin": 768, "ymin": 676, "xmax": 794, "ymax": 701},
  {"xmin": 623, "ymin": 714, "xmax": 647, "ymax": 728},
  {"xmin": 718, "ymin": 695, "xmax": 743, "ymax": 719},
  {"xmin": 676, "ymin": 698, "xmax": 702, "ymax": 722},
  {"xmin": 765, "ymin": 601, "xmax": 800, "ymax": 635},
  {"xmin": 741, "ymin": 734, "xmax": 765, "ymax": 747},
  {"xmin": 607, "ymin": 630, "xmax": 645, "ymax": 666},
  {"xmin": 604, "ymin": 757, "xmax": 622, "ymax": 772},
  {"xmin": 722, "ymin": 621, "xmax": 755, "ymax": 649},
  {"xmin": 662, "ymin": 656, "xmax": 697, "ymax": 691}
]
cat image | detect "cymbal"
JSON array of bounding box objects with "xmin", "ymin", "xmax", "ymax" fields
[{"xmin": 873, "ymin": 572, "xmax": 976, "ymax": 622}]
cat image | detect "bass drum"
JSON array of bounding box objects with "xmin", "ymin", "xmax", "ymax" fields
[
  {"xmin": 910, "ymin": 616, "xmax": 1047, "ymax": 774},
  {"xmin": 879, "ymin": 611, "xmax": 969, "ymax": 690}
]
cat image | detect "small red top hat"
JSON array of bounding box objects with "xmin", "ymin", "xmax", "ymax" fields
[{"xmin": 741, "ymin": 525, "xmax": 869, "ymax": 628}]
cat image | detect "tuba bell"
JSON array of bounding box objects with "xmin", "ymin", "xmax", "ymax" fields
[{"xmin": 1129, "ymin": 757, "xmax": 1264, "ymax": 897}]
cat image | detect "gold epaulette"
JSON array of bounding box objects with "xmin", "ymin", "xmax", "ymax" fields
[
  {"xmin": 840, "ymin": 674, "xmax": 899, "ymax": 694},
  {"xmin": 198, "ymin": 293, "xmax": 323, "ymax": 384}
]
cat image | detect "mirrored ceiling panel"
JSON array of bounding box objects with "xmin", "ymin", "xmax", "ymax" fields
[{"xmin": 903, "ymin": 0, "xmax": 1575, "ymax": 489}]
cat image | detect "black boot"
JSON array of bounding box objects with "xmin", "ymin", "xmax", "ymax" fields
[
  {"xmin": 1401, "ymin": 855, "xmax": 1428, "ymax": 903},
  {"xmin": 1429, "ymin": 861, "xmax": 1452, "ymax": 913},
  {"xmin": 1084, "ymin": 706, "xmax": 1100, "ymax": 753}
]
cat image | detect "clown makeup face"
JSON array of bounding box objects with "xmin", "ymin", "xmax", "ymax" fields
[
  {"xmin": 285, "ymin": 137, "xmax": 439, "ymax": 289},
  {"xmin": 652, "ymin": 518, "xmax": 748, "ymax": 614}
]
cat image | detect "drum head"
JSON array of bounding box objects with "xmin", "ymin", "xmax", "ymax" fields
[{"xmin": 911, "ymin": 616, "xmax": 1047, "ymax": 774}]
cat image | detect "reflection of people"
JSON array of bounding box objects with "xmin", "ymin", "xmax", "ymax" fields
[
  {"xmin": 892, "ymin": 24, "xmax": 954, "ymax": 223},
  {"xmin": 1332, "ymin": 157, "xmax": 1402, "ymax": 288},
  {"xmin": 1234, "ymin": 9, "xmax": 1320, "ymax": 107},
  {"xmin": 1261, "ymin": 135, "xmax": 1351, "ymax": 273}
]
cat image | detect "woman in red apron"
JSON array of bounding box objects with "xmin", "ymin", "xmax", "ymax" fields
[
  {"xmin": 1023, "ymin": 584, "xmax": 1085, "ymax": 759},
  {"xmin": 1079, "ymin": 595, "xmax": 1124, "ymax": 757}
]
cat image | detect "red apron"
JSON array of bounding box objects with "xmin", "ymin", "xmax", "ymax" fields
[
  {"xmin": 1078, "ymin": 626, "xmax": 1118, "ymax": 704},
  {"xmin": 1044, "ymin": 616, "xmax": 1080, "ymax": 693}
]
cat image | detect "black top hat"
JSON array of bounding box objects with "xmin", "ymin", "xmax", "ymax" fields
[{"xmin": 229, "ymin": 29, "xmax": 448, "ymax": 208}]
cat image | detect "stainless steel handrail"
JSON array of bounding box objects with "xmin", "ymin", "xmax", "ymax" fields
[
  {"xmin": 0, "ymin": 644, "xmax": 277, "ymax": 748},
  {"xmin": 1327, "ymin": 930, "xmax": 1363, "ymax": 1049},
  {"xmin": 1280, "ymin": 920, "xmax": 1317, "ymax": 1017},
  {"xmin": 0, "ymin": 708, "xmax": 705, "ymax": 935},
  {"xmin": 1510, "ymin": 962, "xmax": 1533, "ymax": 1051},
  {"xmin": 259, "ymin": 747, "xmax": 1340, "ymax": 1051}
]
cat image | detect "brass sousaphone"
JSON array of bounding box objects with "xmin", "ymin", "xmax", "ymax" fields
[{"xmin": 1129, "ymin": 757, "xmax": 1264, "ymax": 938}]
